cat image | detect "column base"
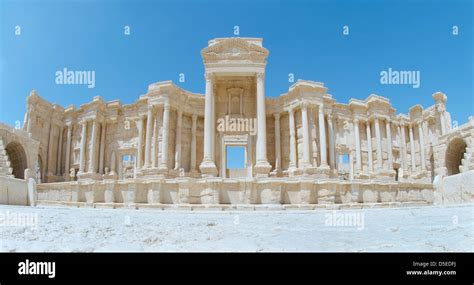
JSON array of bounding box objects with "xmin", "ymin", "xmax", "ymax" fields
[
  {"xmin": 316, "ymin": 165, "xmax": 330, "ymax": 176},
  {"xmin": 199, "ymin": 160, "xmax": 218, "ymax": 177},
  {"xmin": 254, "ymin": 161, "xmax": 272, "ymax": 177}
]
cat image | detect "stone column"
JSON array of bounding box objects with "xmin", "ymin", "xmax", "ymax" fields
[
  {"xmin": 190, "ymin": 114, "xmax": 198, "ymax": 172},
  {"xmin": 353, "ymin": 118, "xmax": 362, "ymax": 172},
  {"xmin": 88, "ymin": 119, "xmax": 98, "ymax": 173},
  {"xmin": 144, "ymin": 107, "xmax": 154, "ymax": 168},
  {"xmin": 409, "ymin": 124, "xmax": 416, "ymax": 172},
  {"xmin": 135, "ymin": 116, "xmax": 144, "ymax": 169},
  {"xmin": 386, "ymin": 119, "xmax": 393, "ymax": 169},
  {"xmin": 46, "ymin": 121, "xmax": 55, "ymax": 177},
  {"xmin": 78, "ymin": 120, "xmax": 87, "ymax": 173},
  {"xmin": 301, "ymin": 103, "xmax": 311, "ymax": 167},
  {"xmin": 64, "ymin": 123, "xmax": 72, "ymax": 177},
  {"xmin": 200, "ymin": 73, "xmax": 217, "ymax": 176},
  {"xmin": 159, "ymin": 104, "xmax": 170, "ymax": 171},
  {"xmin": 273, "ymin": 113, "xmax": 281, "ymax": 172},
  {"xmin": 318, "ymin": 105, "xmax": 328, "ymax": 167},
  {"xmin": 56, "ymin": 126, "xmax": 63, "ymax": 175},
  {"xmin": 288, "ymin": 108, "xmax": 297, "ymax": 170},
  {"xmin": 327, "ymin": 113, "xmax": 335, "ymax": 170},
  {"xmin": 374, "ymin": 116, "xmax": 383, "ymax": 170},
  {"xmin": 174, "ymin": 109, "xmax": 183, "ymax": 170},
  {"xmin": 365, "ymin": 120, "xmax": 373, "ymax": 173},
  {"xmin": 439, "ymin": 109, "xmax": 446, "ymax": 135},
  {"xmin": 254, "ymin": 73, "xmax": 271, "ymax": 175},
  {"xmin": 418, "ymin": 122, "xmax": 426, "ymax": 171},
  {"xmin": 99, "ymin": 122, "xmax": 106, "ymax": 174},
  {"xmin": 400, "ymin": 123, "xmax": 408, "ymax": 171},
  {"xmin": 26, "ymin": 111, "xmax": 34, "ymax": 134},
  {"xmin": 152, "ymin": 112, "xmax": 159, "ymax": 168}
]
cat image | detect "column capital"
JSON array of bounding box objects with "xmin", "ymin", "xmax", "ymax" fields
[
  {"xmin": 353, "ymin": 118, "xmax": 359, "ymax": 124},
  {"xmin": 256, "ymin": 72, "xmax": 265, "ymax": 81},
  {"xmin": 163, "ymin": 103, "xmax": 170, "ymax": 111},
  {"xmin": 273, "ymin": 112, "xmax": 280, "ymax": 120},
  {"xmin": 300, "ymin": 101, "xmax": 309, "ymax": 110},
  {"xmin": 192, "ymin": 113, "xmax": 198, "ymax": 121},
  {"xmin": 205, "ymin": 73, "xmax": 214, "ymax": 81},
  {"xmin": 318, "ymin": 104, "xmax": 325, "ymax": 114},
  {"xmin": 287, "ymin": 107, "xmax": 294, "ymax": 116}
]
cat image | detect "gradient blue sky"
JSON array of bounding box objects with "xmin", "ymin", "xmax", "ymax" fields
[{"xmin": 1, "ymin": 0, "xmax": 472, "ymax": 133}]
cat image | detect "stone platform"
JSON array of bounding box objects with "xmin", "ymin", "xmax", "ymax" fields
[{"xmin": 36, "ymin": 178, "xmax": 434, "ymax": 209}]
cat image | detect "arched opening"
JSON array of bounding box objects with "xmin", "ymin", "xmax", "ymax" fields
[
  {"xmin": 5, "ymin": 141, "xmax": 28, "ymax": 179},
  {"xmin": 445, "ymin": 137, "xmax": 467, "ymax": 176}
]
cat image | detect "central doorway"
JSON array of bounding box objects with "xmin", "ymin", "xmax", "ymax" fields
[
  {"xmin": 226, "ymin": 146, "xmax": 246, "ymax": 178},
  {"xmin": 219, "ymin": 134, "xmax": 253, "ymax": 178}
]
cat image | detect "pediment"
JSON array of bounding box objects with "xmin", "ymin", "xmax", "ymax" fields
[{"xmin": 201, "ymin": 38, "xmax": 269, "ymax": 63}]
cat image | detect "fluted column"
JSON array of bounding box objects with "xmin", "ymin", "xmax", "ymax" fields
[
  {"xmin": 301, "ymin": 103, "xmax": 311, "ymax": 167},
  {"xmin": 255, "ymin": 73, "xmax": 271, "ymax": 175},
  {"xmin": 78, "ymin": 120, "xmax": 87, "ymax": 173},
  {"xmin": 190, "ymin": 114, "xmax": 197, "ymax": 172},
  {"xmin": 365, "ymin": 120, "xmax": 373, "ymax": 172},
  {"xmin": 418, "ymin": 122, "xmax": 426, "ymax": 171},
  {"xmin": 327, "ymin": 113, "xmax": 335, "ymax": 170},
  {"xmin": 374, "ymin": 116, "xmax": 383, "ymax": 170},
  {"xmin": 409, "ymin": 124, "xmax": 416, "ymax": 172},
  {"xmin": 288, "ymin": 108, "xmax": 297, "ymax": 169},
  {"xmin": 318, "ymin": 105, "xmax": 328, "ymax": 167},
  {"xmin": 353, "ymin": 118, "xmax": 361, "ymax": 172},
  {"xmin": 56, "ymin": 126, "xmax": 63, "ymax": 175},
  {"xmin": 144, "ymin": 107, "xmax": 154, "ymax": 168},
  {"xmin": 88, "ymin": 119, "xmax": 98, "ymax": 173},
  {"xmin": 174, "ymin": 109, "xmax": 183, "ymax": 170},
  {"xmin": 159, "ymin": 104, "xmax": 170, "ymax": 171},
  {"xmin": 135, "ymin": 116, "xmax": 145, "ymax": 169},
  {"xmin": 99, "ymin": 122, "xmax": 106, "ymax": 174},
  {"xmin": 386, "ymin": 119, "xmax": 393, "ymax": 169},
  {"xmin": 200, "ymin": 73, "xmax": 217, "ymax": 176},
  {"xmin": 64, "ymin": 123, "xmax": 72, "ymax": 177},
  {"xmin": 273, "ymin": 113, "xmax": 281, "ymax": 172}
]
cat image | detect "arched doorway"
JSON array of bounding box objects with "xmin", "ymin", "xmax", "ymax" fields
[
  {"xmin": 5, "ymin": 141, "xmax": 28, "ymax": 179},
  {"xmin": 445, "ymin": 137, "xmax": 467, "ymax": 176}
]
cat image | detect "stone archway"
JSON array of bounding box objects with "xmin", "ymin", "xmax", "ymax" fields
[
  {"xmin": 5, "ymin": 141, "xmax": 28, "ymax": 179},
  {"xmin": 445, "ymin": 137, "xmax": 467, "ymax": 176}
]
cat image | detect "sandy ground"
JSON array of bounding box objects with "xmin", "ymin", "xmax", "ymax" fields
[{"xmin": 0, "ymin": 204, "xmax": 472, "ymax": 252}]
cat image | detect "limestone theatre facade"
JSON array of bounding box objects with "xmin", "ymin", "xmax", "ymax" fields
[{"xmin": 1, "ymin": 37, "xmax": 473, "ymax": 208}]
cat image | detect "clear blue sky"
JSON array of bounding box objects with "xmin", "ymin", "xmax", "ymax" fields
[{"xmin": 1, "ymin": 0, "xmax": 472, "ymax": 129}]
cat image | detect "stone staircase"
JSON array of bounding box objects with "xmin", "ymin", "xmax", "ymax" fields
[{"xmin": 0, "ymin": 138, "xmax": 14, "ymax": 177}]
